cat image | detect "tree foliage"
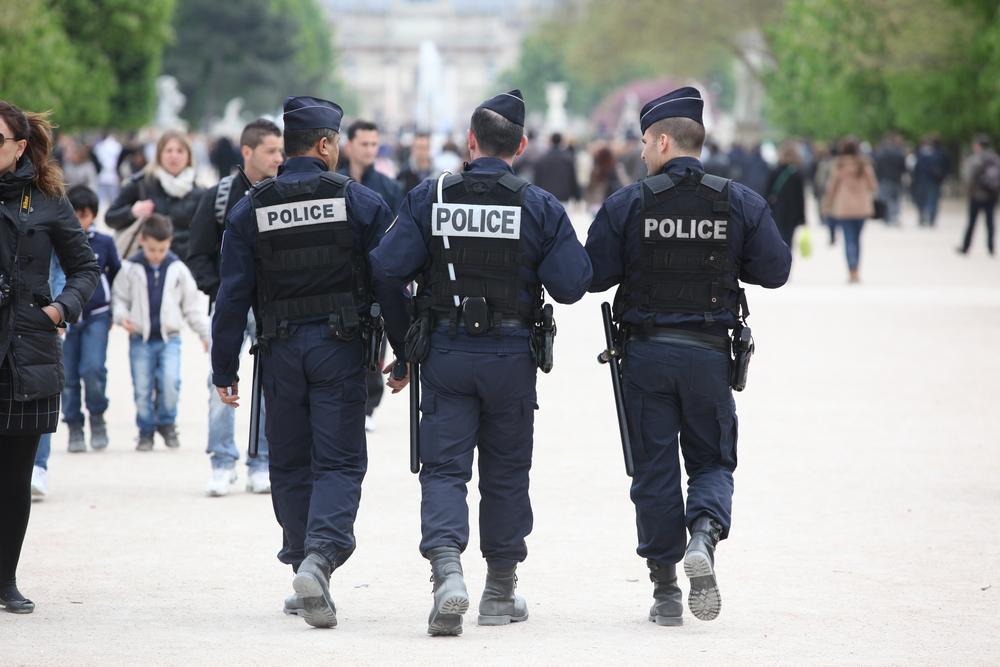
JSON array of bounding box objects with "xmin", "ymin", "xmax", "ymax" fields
[
  {"xmin": 766, "ymin": 0, "xmax": 1000, "ymax": 141},
  {"xmin": 163, "ymin": 0, "xmax": 349, "ymax": 128},
  {"xmin": 0, "ymin": 0, "xmax": 174, "ymax": 131}
]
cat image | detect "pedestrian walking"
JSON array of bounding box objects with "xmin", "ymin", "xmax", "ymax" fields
[
  {"xmin": 532, "ymin": 132, "xmax": 581, "ymax": 204},
  {"xmin": 911, "ymin": 135, "xmax": 949, "ymax": 227},
  {"xmin": 397, "ymin": 131, "xmax": 435, "ymax": 194},
  {"xmin": 766, "ymin": 140, "xmax": 807, "ymax": 250},
  {"xmin": 584, "ymin": 87, "xmax": 790, "ymax": 625},
  {"xmin": 0, "ymin": 100, "xmax": 99, "ymax": 614},
  {"xmin": 105, "ymin": 131, "xmax": 203, "ymax": 261},
  {"xmin": 821, "ymin": 137, "xmax": 877, "ymax": 283},
  {"xmin": 212, "ymin": 96, "xmax": 404, "ymax": 628},
  {"xmin": 874, "ymin": 133, "xmax": 907, "ymax": 226},
  {"xmin": 957, "ymin": 135, "xmax": 1000, "ymax": 256},
  {"xmin": 371, "ymin": 89, "xmax": 593, "ymax": 636},
  {"xmin": 61, "ymin": 185, "xmax": 120, "ymax": 453},
  {"xmin": 112, "ymin": 214, "xmax": 210, "ymax": 451},
  {"xmin": 189, "ymin": 119, "xmax": 283, "ymax": 497}
]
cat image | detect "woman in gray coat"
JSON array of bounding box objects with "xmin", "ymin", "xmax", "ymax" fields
[{"xmin": 0, "ymin": 100, "xmax": 99, "ymax": 614}]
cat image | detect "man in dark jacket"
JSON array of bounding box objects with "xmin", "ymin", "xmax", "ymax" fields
[
  {"xmin": 337, "ymin": 120, "xmax": 404, "ymax": 430},
  {"xmin": 397, "ymin": 132, "xmax": 435, "ymax": 194},
  {"xmin": 958, "ymin": 134, "xmax": 1000, "ymax": 256},
  {"xmin": 874, "ymin": 134, "xmax": 907, "ymax": 226},
  {"xmin": 532, "ymin": 133, "xmax": 580, "ymax": 203},
  {"xmin": 188, "ymin": 119, "xmax": 284, "ymax": 498}
]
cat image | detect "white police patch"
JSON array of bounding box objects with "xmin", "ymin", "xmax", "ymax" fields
[
  {"xmin": 644, "ymin": 218, "xmax": 728, "ymax": 240},
  {"xmin": 432, "ymin": 203, "xmax": 521, "ymax": 239},
  {"xmin": 256, "ymin": 198, "xmax": 347, "ymax": 232}
]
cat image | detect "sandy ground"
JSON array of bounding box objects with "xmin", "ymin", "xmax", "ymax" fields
[{"xmin": 2, "ymin": 199, "xmax": 999, "ymax": 666}]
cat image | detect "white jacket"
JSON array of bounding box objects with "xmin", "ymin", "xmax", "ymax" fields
[{"xmin": 112, "ymin": 255, "xmax": 211, "ymax": 342}]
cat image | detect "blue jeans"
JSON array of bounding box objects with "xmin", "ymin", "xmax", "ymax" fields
[
  {"xmin": 207, "ymin": 313, "xmax": 269, "ymax": 472},
  {"xmin": 916, "ymin": 184, "xmax": 941, "ymax": 226},
  {"xmin": 878, "ymin": 180, "xmax": 903, "ymax": 225},
  {"xmin": 34, "ymin": 433, "xmax": 51, "ymax": 469},
  {"xmin": 836, "ymin": 218, "xmax": 865, "ymax": 271},
  {"xmin": 129, "ymin": 335, "xmax": 182, "ymax": 435},
  {"xmin": 61, "ymin": 311, "xmax": 111, "ymax": 425}
]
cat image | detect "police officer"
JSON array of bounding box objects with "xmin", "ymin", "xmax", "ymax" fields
[
  {"xmin": 585, "ymin": 87, "xmax": 790, "ymax": 625},
  {"xmin": 371, "ymin": 90, "xmax": 592, "ymax": 636},
  {"xmin": 212, "ymin": 96, "xmax": 400, "ymax": 629}
]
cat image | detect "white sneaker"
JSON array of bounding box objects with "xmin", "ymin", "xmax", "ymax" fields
[
  {"xmin": 247, "ymin": 469, "xmax": 271, "ymax": 494},
  {"xmin": 206, "ymin": 468, "xmax": 237, "ymax": 497},
  {"xmin": 31, "ymin": 466, "xmax": 48, "ymax": 499},
  {"xmin": 365, "ymin": 415, "xmax": 375, "ymax": 432}
]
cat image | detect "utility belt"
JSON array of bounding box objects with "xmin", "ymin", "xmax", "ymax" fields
[
  {"xmin": 623, "ymin": 322, "xmax": 754, "ymax": 392},
  {"xmin": 403, "ymin": 296, "xmax": 556, "ymax": 372}
]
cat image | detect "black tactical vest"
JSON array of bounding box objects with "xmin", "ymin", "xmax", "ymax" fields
[
  {"xmin": 250, "ymin": 171, "xmax": 366, "ymax": 339},
  {"xmin": 622, "ymin": 171, "xmax": 740, "ymax": 322},
  {"xmin": 420, "ymin": 171, "xmax": 539, "ymax": 326}
]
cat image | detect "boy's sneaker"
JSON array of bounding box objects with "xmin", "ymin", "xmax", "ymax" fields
[
  {"xmin": 67, "ymin": 424, "xmax": 86, "ymax": 453},
  {"xmin": 90, "ymin": 414, "xmax": 109, "ymax": 450},
  {"xmin": 247, "ymin": 469, "xmax": 271, "ymax": 494},
  {"xmin": 157, "ymin": 424, "xmax": 180, "ymax": 449},
  {"xmin": 206, "ymin": 468, "xmax": 237, "ymax": 497},
  {"xmin": 31, "ymin": 466, "xmax": 48, "ymax": 499},
  {"xmin": 136, "ymin": 433, "xmax": 155, "ymax": 451}
]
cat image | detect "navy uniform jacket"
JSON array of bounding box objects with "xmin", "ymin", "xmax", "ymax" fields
[
  {"xmin": 585, "ymin": 156, "xmax": 791, "ymax": 334},
  {"xmin": 338, "ymin": 162, "xmax": 404, "ymax": 214},
  {"xmin": 370, "ymin": 157, "xmax": 593, "ymax": 355},
  {"xmin": 212, "ymin": 156, "xmax": 398, "ymax": 387}
]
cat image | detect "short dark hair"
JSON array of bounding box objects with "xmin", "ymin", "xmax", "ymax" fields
[
  {"xmin": 240, "ymin": 118, "xmax": 282, "ymax": 149},
  {"xmin": 347, "ymin": 120, "xmax": 378, "ymax": 141},
  {"xmin": 413, "ymin": 131, "xmax": 431, "ymax": 143},
  {"xmin": 140, "ymin": 213, "xmax": 173, "ymax": 241},
  {"xmin": 470, "ymin": 108, "xmax": 523, "ymax": 158},
  {"xmin": 283, "ymin": 128, "xmax": 337, "ymax": 157},
  {"xmin": 550, "ymin": 132, "xmax": 563, "ymax": 147},
  {"xmin": 975, "ymin": 133, "xmax": 992, "ymax": 149},
  {"xmin": 648, "ymin": 117, "xmax": 706, "ymax": 153},
  {"xmin": 67, "ymin": 185, "xmax": 99, "ymax": 216}
]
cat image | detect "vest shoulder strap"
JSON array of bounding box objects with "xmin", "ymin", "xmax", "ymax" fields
[
  {"xmin": 442, "ymin": 173, "xmax": 465, "ymax": 191},
  {"xmin": 497, "ymin": 172, "xmax": 529, "ymax": 193},
  {"xmin": 214, "ymin": 175, "xmax": 236, "ymax": 225},
  {"xmin": 700, "ymin": 173, "xmax": 730, "ymax": 193},
  {"xmin": 319, "ymin": 171, "xmax": 352, "ymax": 189},
  {"xmin": 644, "ymin": 173, "xmax": 676, "ymax": 196}
]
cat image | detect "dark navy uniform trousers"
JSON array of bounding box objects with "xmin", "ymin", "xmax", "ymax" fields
[
  {"xmin": 623, "ymin": 340, "xmax": 737, "ymax": 566},
  {"xmin": 262, "ymin": 323, "xmax": 367, "ymax": 569},
  {"xmin": 418, "ymin": 347, "xmax": 537, "ymax": 568}
]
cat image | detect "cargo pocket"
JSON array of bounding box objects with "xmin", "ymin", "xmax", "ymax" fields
[
  {"xmin": 625, "ymin": 391, "xmax": 647, "ymax": 465},
  {"xmin": 418, "ymin": 388, "xmax": 438, "ymax": 463},
  {"xmin": 716, "ymin": 401, "xmax": 738, "ymax": 471}
]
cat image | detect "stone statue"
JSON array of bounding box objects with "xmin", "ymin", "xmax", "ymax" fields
[
  {"xmin": 154, "ymin": 76, "xmax": 188, "ymax": 132},
  {"xmin": 544, "ymin": 82, "xmax": 569, "ymax": 135}
]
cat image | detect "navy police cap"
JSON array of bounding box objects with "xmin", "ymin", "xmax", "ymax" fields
[
  {"xmin": 639, "ymin": 86, "xmax": 704, "ymax": 134},
  {"xmin": 283, "ymin": 95, "xmax": 344, "ymax": 133},
  {"xmin": 477, "ymin": 89, "xmax": 525, "ymax": 127}
]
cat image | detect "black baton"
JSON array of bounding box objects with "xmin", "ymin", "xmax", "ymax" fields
[
  {"xmin": 597, "ymin": 302, "xmax": 635, "ymax": 477},
  {"xmin": 394, "ymin": 359, "xmax": 420, "ymax": 474},
  {"xmin": 248, "ymin": 344, "xmax": 263, "ymax": 459}
]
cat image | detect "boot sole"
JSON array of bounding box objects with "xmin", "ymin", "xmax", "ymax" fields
[
  {"xmin": 477, "ymin": 611, "xmax": 528, "ymax": 626},
  {"xmin": 292, "ymin": 571, "xmax": 337, "ymax": 629},
  {"xmin": 0, "ymin": 602, "xmax": 35, "ymax": 614},
  {"xmin": 649, "ymin": 613, "xmax": 683, "ymax": 627},
  {"xmin": 428, "ymin": 595, "xmax": 469, "ymax": 636},
  {"xmin": 683, "ymin": 551, "xmax": 721, "ymax": 621},
  {"xmin": 283, "ymin": 606, "xmax": 303, "ymax": 617}
]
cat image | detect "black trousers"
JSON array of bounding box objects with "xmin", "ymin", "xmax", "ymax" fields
[
  {"xmin": 962, "ymin": 199, "xmax": 996, "ymax": 253},
  {"xmin": 0, "ymin": 435, "xmax": 41, "ymax": 585}
]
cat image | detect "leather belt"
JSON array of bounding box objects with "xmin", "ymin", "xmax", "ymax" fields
[{"xmin": 627, "ymin": 327, "xmax": 730, "ymax": 354}]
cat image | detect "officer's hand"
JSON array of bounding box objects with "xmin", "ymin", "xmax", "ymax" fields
[
  {"xmin": 201, "ymin": 339, "xmax": 210, "ymax": 353},
  {"xmin": 383, "ymin": 361, "xmax": 410, "ymax": 394},
  {"xmin": 216, "ymin": 384, "xmax": 240, "ymax": 408}
]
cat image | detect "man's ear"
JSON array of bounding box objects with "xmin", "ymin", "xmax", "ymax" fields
[
  {"xmin": 241, "ymin": 145, "xmax": 252, "ymax": 163},
  {"xmin": 514, "ymin": 134, "xmax": 528, "ymax": 159},
  {"xmin": 467, "ymin": 128, "xmax": 477, "ymax": 154},
  {"xmin": 657, "ymin": 132, "xmax": 671, "ymax": 155}
]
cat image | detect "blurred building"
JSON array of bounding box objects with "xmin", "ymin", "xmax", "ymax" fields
[{"xmin": 321, "ymin": 0, "xmax": 561, "ymax": 133}]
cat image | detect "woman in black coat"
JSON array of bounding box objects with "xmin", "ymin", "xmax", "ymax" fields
[
  {"xmin": 766, "ymin": 140, "xmax": 807, "ymax": 250},
  {"xmin": 0, "ymin": 101, "xmax": 99, "ymax": 614},
  {"xmin": 105, "ymin": 130, "xmax": 202, "ymax": 260}
]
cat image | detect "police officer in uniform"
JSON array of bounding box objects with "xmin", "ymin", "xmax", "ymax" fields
[
  {"xmin": 585, "ymin": 87, "xmax": 790, "ymax": 625},
  {"xmin": 371, "ymin": 90, "xmax": 592, "ymax": 636},
  {"xmin": 212, "ymin": 96, "xmax": 400, "ymax": 628}
]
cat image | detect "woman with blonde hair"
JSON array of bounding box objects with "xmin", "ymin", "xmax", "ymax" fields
[
  {"xmin": 106, "ymin": 130, "xmax": 203, "ymax": 260},
  {"xmin": 821, "ymin": 137, "xmax": 877, "ymax": 283},
  {"xmin": 0, "ymin": 100, "xmax": 99, "ymax": 613}
]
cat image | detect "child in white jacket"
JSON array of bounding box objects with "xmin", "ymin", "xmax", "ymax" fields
[{"xmin": 112, "ymin": 214, "xmax": 210, "ymax": 451}]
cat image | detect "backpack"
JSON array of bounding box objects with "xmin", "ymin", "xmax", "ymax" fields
[
  {"xmin": 214, "ymin": 174, "xmax": 236, "ymax": 225},
  {"xmin": 977, "ymin": 155, "xmax": 1000, "ymax": 197}
]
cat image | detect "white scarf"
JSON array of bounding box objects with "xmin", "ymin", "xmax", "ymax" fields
[{"xmin": 154, "ymin": 166, "xmax": 196, "ymax": 198}]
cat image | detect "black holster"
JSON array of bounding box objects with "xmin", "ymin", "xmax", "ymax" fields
[
  {"xmin": 404, "ymin": 310, "xmax": 432, "ymax": 364},
  {"xmin": 360, "ymin": 303, "xmax": 385, "ymax": 372},
  {"xmin": 529, "ymin": 303, "xmax": 557, "ymax": 373},
  {"xmin": 729, "ymin": 323, "xmax": 754, "ymax": 392}
]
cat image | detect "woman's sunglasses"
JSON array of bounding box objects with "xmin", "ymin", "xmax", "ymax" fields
[{"xmin": 0, "ymin": 133, "xmax": 24, "ymax": 147}]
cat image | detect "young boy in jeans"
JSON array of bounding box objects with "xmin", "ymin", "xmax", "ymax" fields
[
  {"xmin": 112, "ymin": 214, "xmax": 210, "ymax": 451},
  {"xmin": 62, "ymin": 185, "xmax": 121, "ymax": 453}
]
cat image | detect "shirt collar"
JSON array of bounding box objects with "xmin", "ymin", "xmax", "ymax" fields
[
  {"xmin": 464, "ymin": 157, "xmax": 514, "ymax": 174},
  {"xmin": 279, "ymin": 156, "xmax": 327, "ymax": 175},
  {"xmin": 659, "ymin": 156, "xmax": 704, "ymax": 179}
]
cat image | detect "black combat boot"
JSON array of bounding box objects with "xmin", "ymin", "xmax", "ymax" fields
[
  {"xmin": 647, "ymin": 560, "xmax": 683, "ymax": 626},
  {"xmin": 426, "ymin": 546, "xmax": 469, "ymax": 636},
  {"xmin": 0, "ymin": 581, "xmax": 35, "ymax": 614},
  {"xmin": 478, "ymin": 565, "xmax": 528, "ymax": 626},
  {"xmin": 683, "ymin": 515, "xmax": 723, "ymax": 621},
  {"xmin": 291, "ymin": 552, "xmax": 337, "ymax": 628}
]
